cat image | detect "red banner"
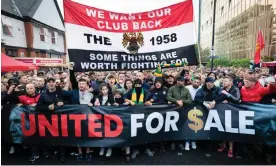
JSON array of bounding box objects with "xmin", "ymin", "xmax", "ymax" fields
[{"xmin": 64, "ymin": 0, "xmax": 193, "ymax": 32}]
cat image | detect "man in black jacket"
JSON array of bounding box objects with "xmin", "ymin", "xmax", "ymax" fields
[
  {"xmin": 35, "ymin": 77, "xmax": 46, "ymax": 94},
  {"xmin": 216, "ymin": 76, "xmax": 241, "ymax": 104},
  {"xmin": 195, "ymin": 77, "xmax": 221, "ymax": 109},
  {"xmin": 216, "ymin": 76, "xmax": 241, "ymax": 158},
  {"xmin": 35, "ymin": 78, "xmax": 66, "ymax": 162}
]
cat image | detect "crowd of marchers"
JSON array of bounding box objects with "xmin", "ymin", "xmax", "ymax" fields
[{"xmin": 1, "ymin": 63, "xmax": 276, "ymax": 163}]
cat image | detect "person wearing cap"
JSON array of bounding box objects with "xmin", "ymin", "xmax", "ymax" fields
[
  {"xmin": 194, "ymin": 77, "xmax": 221, "ymax": 109},
  {"xmin": 145, "ymin": 77, "xmax": 168, "ymax": 152},
  {"xmin": 166, "ymin": 76, "xmax": 193, "ymax": 150},
  {"xmin": 207, "ymin": 72, "xmax": 221, "ymax": 87},
  {"xmin": 3, "ymin": 78, "xmax": 25, "ymax": 105},
  {"xmin": 241, "ymin": 75, "xmax": 276, "ymax": 103},
  {"xmin": 36, "ymin": 77, "xmax": 66, "ymax": 162},
  {"xmin": 164, "ymin": 75, "xmax": 176, "ymax": 88},
  {"xmin": 145, "ymin": 77, "xmax": 168, "ymax": 105},
  {"xmin": 167, "ymin": 76, "xmax": 193, "ymax": 106}
]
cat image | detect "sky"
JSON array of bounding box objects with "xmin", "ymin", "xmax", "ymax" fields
[{"xmin": 57, "ymin": 0, "xmax": 200, "ymax": 32}]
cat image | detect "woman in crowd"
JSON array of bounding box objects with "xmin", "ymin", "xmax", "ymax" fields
[{"xmin": 123, "ymin": 79, "xmax": 133, "ymax": 95}]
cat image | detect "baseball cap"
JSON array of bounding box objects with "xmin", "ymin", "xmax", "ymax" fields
[
  {"xmin": 205, "ymin": 77, "xmax": 215, "ymax": 83},
  {"xmin": 154, "ymin": 77, "xmax": 163, "ymax": 84},
  {"xmin": 47, "ymin": 77, "xmax": 56, "ymax": 82},
  {"xmin": 177, "ymin": 76, "xmax": 185, "ymax": 81}
]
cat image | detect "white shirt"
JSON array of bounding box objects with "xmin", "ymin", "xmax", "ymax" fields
[
  {"xmin": 102, "ymin": 95, "xmax": 108, "ymax": 105},
  {"xmin": 185, "ymin": 85, "xmax": 200, "ymax": 100},
  {"xmin": 79, "ymin": 90, "xmax": 93, "ymax": 104}
]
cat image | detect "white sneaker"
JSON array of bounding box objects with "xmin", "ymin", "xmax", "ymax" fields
[
  {"xmin": 9, "ymin": 146, "xmax": 15, "ymax": 154},
  {"xmin": 99, "ymin": 148, "xmax": 105, "ymax": 156},
  {"xmin": 145, "ymin": 148, "xmax": 154, "ymax": 157},
  {"xmin": 191, "ymin": 142, "xmax": 197, "ymax": 149},
  {"xmin": 185, "ymin": 142, "xmax": 190, "ymax": 151},
  {"xmin": 106, "ymin": 148, "xmax": 112, "ymax": 157}
]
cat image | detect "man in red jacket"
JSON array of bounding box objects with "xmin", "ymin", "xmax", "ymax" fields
[
  {"xmin": 241, "ymin": 75, "xmax": 276, "ymax": 102},
  {"xmin": 6, "ymin": 83, "xmax": 40, "ymax": 106}
]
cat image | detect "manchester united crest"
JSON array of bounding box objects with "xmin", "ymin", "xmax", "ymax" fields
[{"xmin": 122, "ymin": 32, "xmax": 144, "ymax": 54}]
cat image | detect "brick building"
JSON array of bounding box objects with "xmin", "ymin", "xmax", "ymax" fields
[{"xmin": 1, "ymin": 0, "xmax": 66, "ymax": 63}]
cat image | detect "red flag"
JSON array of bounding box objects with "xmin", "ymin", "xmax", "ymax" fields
[{"xmin": 254, "ymin": 29, "xmax": 265, "ymax": 64}]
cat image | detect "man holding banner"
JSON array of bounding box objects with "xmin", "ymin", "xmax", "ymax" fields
[
  {"xmin": 167, "ymin": 76, "xmax": 193, "ymax": 150},
  {"xmin": 35, "ymin": 78, "xmax": 66, "ymax": 162}
]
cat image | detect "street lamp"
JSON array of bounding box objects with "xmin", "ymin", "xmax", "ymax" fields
[
  {"xmin": 208, "ymin": 50, "xmax": 218, "ymax": 71},
  {"xmin": 210, "ymin": 0, "xmax": 217, "ymax": 71}
]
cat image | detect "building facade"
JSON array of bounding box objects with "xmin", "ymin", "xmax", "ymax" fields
[
  {"xmin": 200, "ymin": 0, "xmax": 276, "ymax": 62},
  {"xmin": 1, "ymin": 0, "xmax": 66, "ymax": 63}
]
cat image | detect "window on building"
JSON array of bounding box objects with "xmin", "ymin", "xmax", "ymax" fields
[
  {"xmin": 40, "ymin": 27, "xmax": 49, "ymax": 42},
  {"xmin": 2, "ymin": 16, "xmax": 13, "ymax": 36},
  {"xmin": 221, "ymin": 6, "xmax": 224, "ymax": 16},
  {"xmin": 5, "ymin": 49, "xmax": 17, "ymax": 57},
  {"xmin": 51, "ymin": 31, "xmax": 58, "ymax": 44},
  {"xmin": 40, "ymin": 27, "xmax": 45, "ymax": 41}
]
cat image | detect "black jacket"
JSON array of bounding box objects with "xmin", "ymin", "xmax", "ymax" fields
[
  {"xmin": 234, "ymin": 77, "xmax": 244, "ymax": 89},
  {"xmin": 195, "ymin": 84, "xmax": 221, "ymax": 103},
  {"xmin": 146, "ymin": 87, "xmax": 168, "ymax": 104},
  {"xmin": 36, "ymin": 86, "xmax": 47, "ymax": 94},
  {"xmin": 215, "ymin": 86, "xmax": 240, "ymax": 104},
  {"xmin": 96, "ymin": 94, "xmax": 115, "ymax": 106},
  {"xmin": 36, "ymin": 88, "xmax": 64, "ymax": 112}
]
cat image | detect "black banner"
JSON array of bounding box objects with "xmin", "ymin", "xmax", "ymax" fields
[
  {"xmin": 68, "ymin": 45, "xmax": 198, "ymax": 71},
  {"xmin": 4, "ymin": 103, "xmax": 276, "ymax": 147}
]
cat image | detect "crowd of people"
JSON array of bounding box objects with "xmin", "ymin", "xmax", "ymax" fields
[{"xmin": 1, "ymin": 63, "xmax": 276, "ymax": 163}]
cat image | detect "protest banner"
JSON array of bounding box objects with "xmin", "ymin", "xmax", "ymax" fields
[
  {"xmin": 5, "ymin": 103, "xmax": 276, "ymax": 147},
  {"xmin": 64, "ymin": 0, "xmax": 198, "ymax": 71}
]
